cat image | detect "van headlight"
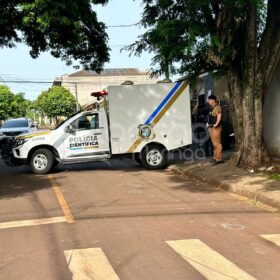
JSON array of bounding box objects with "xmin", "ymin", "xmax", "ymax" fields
[{"xmin": 13, "ymin": 138, "xmax": 30, "ymax": 148}]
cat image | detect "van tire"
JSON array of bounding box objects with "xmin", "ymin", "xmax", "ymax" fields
[
  {"xmin": 140, "ymin": 145, "xmax": 167, "ymax": 170},
  {"xmin": 30, "ymin": 148, "xmax": 54, "ymax": 175}
]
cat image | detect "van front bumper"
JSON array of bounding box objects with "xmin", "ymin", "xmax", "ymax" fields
[{"xmin": 0, "ymin": 137, "xmax": 27, "ymax": 166}]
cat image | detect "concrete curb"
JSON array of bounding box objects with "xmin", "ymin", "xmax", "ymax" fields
[{"xmin": 169, "ymin": 164, "xmax": 280, "ymax": 211}]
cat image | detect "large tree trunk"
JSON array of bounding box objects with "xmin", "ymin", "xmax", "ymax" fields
[
  {"xmin": 240, "ymin": 3, "xmax": 263, "ymax": 167},
  {"xmin": 226, "ymin": 70, "xmax": 243, "ymax": 150},
  {"xmin": 241, "ymin": 88, "xmax": 266, "ymax": 167},
  {"xmin": 226, "ymin": 69, "xmax": 268, "ymax": 167},
  {"xmin": 225, "ymin": 0, "xmax": 280, "ymax": 167},
  {"xmin": 209, "ymin": 0, "xmax": 280, "ymax": 167}
]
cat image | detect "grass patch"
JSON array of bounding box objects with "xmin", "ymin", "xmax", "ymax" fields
[{"xmin": 270, "ymin": 174, "xmax": 280, "ymax": 182}]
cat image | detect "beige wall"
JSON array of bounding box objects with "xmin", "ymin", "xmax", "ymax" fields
[{"xmin": 60, "ymin": 74, "xmax": 157, "ymax": 106}]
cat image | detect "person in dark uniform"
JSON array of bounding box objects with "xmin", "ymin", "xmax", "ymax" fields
[{"xmin": 207, "ymin": 95, "xmax": 223, "ymax": 165}]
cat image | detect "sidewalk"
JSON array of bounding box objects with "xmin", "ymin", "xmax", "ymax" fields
[{"xmin": 169, "ymin": 155, "xmax": 280, "ymax": 210}]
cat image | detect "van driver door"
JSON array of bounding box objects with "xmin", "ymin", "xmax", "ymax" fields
[{"xmin": 63, "ymin": 112, "xmax": 109, "ymax": 160}]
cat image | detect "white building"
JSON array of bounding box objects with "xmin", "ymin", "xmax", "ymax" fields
[{"xmin": 54, "ymin": 68, "xmax": 158, "ymax": 106}]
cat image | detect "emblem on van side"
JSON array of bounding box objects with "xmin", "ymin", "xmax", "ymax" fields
[{"xmin": 138, "ymin": 124, "xmax": 155, "ymax": 140}]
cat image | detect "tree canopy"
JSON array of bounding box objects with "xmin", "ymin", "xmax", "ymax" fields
[
  {"xmin": 12, "ymin": 93, "xmax": 29, "ymax": 117},
  {"xmin": 0, "ymin": 0, "xmax": 110, "ymax": 71},
  {"xmin": 0, "ymin": 86, "xmax": 15, "ymax": 121},
  {"xmin": 129, "ymin": 0, "xmax": 279, "ymax": 84},
  {"xmin": 36, "ymin": 86, "xmax": 76, "ymax": 124},
  {"xmin": 0, "ymin": 86, "xmax": 30, "ymax": 121}
]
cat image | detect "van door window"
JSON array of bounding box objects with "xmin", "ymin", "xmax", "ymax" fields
[{"xmin": 72, "ymin": 114, "xmax": 99, "ymax": 131}]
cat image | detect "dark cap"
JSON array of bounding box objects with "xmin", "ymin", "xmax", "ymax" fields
[{"xmin": 208, "ymin": 94, "xmax": 217, "ymax": 101}]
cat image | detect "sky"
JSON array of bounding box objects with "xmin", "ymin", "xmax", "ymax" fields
[{"xmin": 0, "ymin": 0, "xmax": 155, "ymax": 100}]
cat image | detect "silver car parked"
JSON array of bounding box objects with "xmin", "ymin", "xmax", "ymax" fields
[{"xmin": 0, "ymin": 118, "xmax": 37, "ymax": 137}]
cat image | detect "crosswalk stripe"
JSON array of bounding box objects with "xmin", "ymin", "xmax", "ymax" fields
[
  {"xmin": 260, "ymin": 234, "xmax": 280, "ymax": 246},
  {"xmin": 166, "ymin": 239, "xmax": 256, "ymax": 280},
  {"xmin": 0, "ymin": 216, "xmax": 67, "ymax": 229},
  {"xmin": 64, "ymin": 248, "xmax": 120, "ymax": 280}
]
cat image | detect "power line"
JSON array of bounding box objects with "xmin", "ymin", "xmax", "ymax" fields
[
  {"xmin": 107, "ymin": 22, "xmax": 139, "ymax": 28},
  {"xmin": 1, "ymin": 80, "xmax": 136, "ymax": 85},
  {"xmin": 2, "ymin": 80, "xmax": 52, "ymax": 84}
]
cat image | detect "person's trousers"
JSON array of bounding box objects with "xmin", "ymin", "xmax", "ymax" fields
[{"xmin": 209, "ymin": 127, "xmax": 223, "ymax": 161}]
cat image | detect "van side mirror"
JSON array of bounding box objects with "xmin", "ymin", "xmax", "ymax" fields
[{"xmin": 65, "ymin": 125, "xmax": 74, "ymax": 134}]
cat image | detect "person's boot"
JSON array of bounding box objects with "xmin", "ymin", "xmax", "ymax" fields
[{"xmin": 212, "ymin": 160, "xmax": 224, "ymax": 165}]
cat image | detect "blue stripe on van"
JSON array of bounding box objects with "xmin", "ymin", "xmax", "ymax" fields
[{"xmin": 144, "ymin": 81, "xmax": 182, "ymax": 125}]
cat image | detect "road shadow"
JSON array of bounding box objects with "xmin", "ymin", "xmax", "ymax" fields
[
  {"xmin": 0, "ymin": 161, "xmax": 52, "ymax": 199},
  {"xmin": 0, "ymin": 156, "xmax": 220, "ymax": 200},
  {"xmin": 167, "ymin": 174, "xmax": 220, "ymax": 193}
]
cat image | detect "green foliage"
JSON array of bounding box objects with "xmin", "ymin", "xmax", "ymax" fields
[
  {"xmin": 271, "ymin": 174, "xmax": 280, "ymax": 182},
  {"xmin": 0, "ymin": 0, "xmax": 109, "ymax": 71},
  {"xmin": 25, "ymin": 100, "xmax": 40, "ymax": 122},
  {"xmin": 0, "ymin": 85, "xmax": 15, "ymax": 120},
  {"xmin": 128, "ymin": 0, "xmax": 272, "ymax": 80},
  {"xmin": 12, "ymin": 92, "xmax": 29, "ymax": 118},
  {"xmin": 37, "ymin": 86, "xmax": 76, "ymax": 123},
  {"xmin": 0, "ymin": 86, "xmax": 32, "ymax": 120}
]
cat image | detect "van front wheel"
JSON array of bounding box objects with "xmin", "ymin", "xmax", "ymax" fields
[
  {"xmin": 30, "ymin": 148, "xmax": 54, "ymax": 175},
  {"xmin": 141, "ymin": 145, "xmax": 167, "ymax": 170}
]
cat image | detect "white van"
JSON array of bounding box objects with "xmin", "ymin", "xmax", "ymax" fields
[{"xmin": 9, "ymin": 81, "xmax": 192, "ymax": 174}]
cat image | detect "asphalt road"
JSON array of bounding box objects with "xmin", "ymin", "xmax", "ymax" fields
[{"xmin": 0, "ymin": 159, "xmax": 280, "ymax": 280}]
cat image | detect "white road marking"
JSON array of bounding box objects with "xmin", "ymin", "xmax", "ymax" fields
[
  {"xmin": 64, "ymin": 248, "xmax": 120, "ymax": 280},
  {"xmin": 260, "ymin": 234, "xmax": 280, "ymax": 246},
  {"xmin": 166, "ymin": 239, "xmax": 256, "ymax": 280},
  {"xmin": 0, "ymin": 216, "xmax": 67, "ymax": 229},
  {"xmin": 220, "ymin": 223, "xmax": 245, "ymax": 231}
]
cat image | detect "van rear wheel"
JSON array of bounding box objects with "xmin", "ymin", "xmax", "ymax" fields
[
  {"xmin": 30, "ymin": 148, "xmax": 54, "ymax": 175},
  {"xmin": 141, "ymin": 145, "xmax": 167, "ymax": 170}
]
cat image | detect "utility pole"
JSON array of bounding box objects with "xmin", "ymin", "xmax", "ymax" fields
[{"xmin": 74, "ymin": 83, "xmax": 80, "ymax": 112}]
